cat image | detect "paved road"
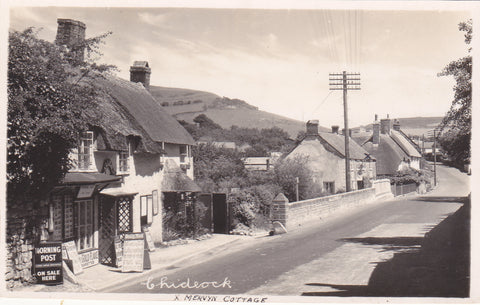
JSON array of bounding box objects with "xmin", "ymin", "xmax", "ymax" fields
[{"xmin": 106, "ymin": 164, "xmax": 469, "ymax": 296}]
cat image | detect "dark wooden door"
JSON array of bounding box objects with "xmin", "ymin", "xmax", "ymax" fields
[
  {"xmin": 198, "ymin": 193, "xmax": 213, "ymax": 232},
  {"xmin": 212, "ymin": 193, "xmax": 229, "ymax": 234}
]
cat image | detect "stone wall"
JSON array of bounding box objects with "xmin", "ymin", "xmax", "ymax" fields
[
  {"xmin": 272, "ymin": 185, "xmax": 389, "ymax": 231},
  {"xmin": 6, "ymin": 213, "xmax": 37, "ymax": 288},
  {"xmin": 372, "ymin": 179, "xmax": 394, "ymax": 200}
]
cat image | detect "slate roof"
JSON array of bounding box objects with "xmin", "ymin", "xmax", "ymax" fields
[{"xmin": 96, "ymin": 76, "xmax": 194, "ymax": 147}]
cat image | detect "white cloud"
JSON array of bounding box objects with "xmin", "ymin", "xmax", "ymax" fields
[{"xmin": 137, "ymin": 12, "xmax": 169, "ymax": 27}]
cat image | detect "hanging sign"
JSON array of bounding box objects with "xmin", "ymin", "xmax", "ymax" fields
[
  {"xmin": 33, "ymin": 242, "xmax": 63, "ymax": 285},
  {"xmin": 77, "ymin": 185, "xmax": 95, "ymax": 199},
  {"xmin": 62, "ymin": 241, "xmax": 83, "ymax": 275},
  {"xmin": 121, "ymin": 233, "xmax": 145, "ymax": 272}
]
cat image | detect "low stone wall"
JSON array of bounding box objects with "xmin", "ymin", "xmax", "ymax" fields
[
  {"xmin": 373, "ymin": 179, "xmax": 394, "ymax": 199},
  {"xmin": 6, "ymin": 216, "xmax": 36, "ymax": 287},
  {"xmin": 272, "ymin": 188, "xmax": 378, "ymax": 230}
]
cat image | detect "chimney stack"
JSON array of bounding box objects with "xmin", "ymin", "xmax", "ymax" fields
[
  {"xmin": 380, "ymin": 115, "xmax": 391, "ymax": 135},
  {"xmin": 393, "ymin": 119, "xmax": 401, "ymax": 131},
  {"xmin": 373, "ymin": 114, "xmax": 380, "ymax": 144},
  {"xmin": 306, "ymin": 120, "xmax": 319, "ymax": 136},
  {"xmin": 331, "ymin": 125, "xmax": 339, "ymax": 134},
  {"xmin": 55, "ymin": 19, "xmax": 86, "ymax": 62},
  {"xmin": 130, "ymin": 61, "xmax": 151, "ymax": 90}
]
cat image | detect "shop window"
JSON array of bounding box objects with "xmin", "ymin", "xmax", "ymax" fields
[
  {"xmin": 78, "ymin": 131, "xmax": 94, "ymax": 170},
  {"xmin": 323, "ymin": 181, "xmax": 335, "ymax": 194},
  {"xmin": 118, "ymin": 151, "xmax": 129, "ymax": 174},
  {"xmin": 76, "ymin": 200, "xmax": 94, "ymax": 251}
]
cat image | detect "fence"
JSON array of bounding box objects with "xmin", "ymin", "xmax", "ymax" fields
[{"xmin": 391, "ymin": 183, "xmax": 417, "ymax": 196}]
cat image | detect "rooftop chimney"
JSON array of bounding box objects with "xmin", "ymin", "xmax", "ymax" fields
[
  {"xmin": 55, "ymin": 19, "xmax": 86, "ymax": 62},
  {"xmin": 306, "ymin": 120, "xmax": 319, "ymax": 136},
  {"xmin": 393, "ymin": 119, "xmax": 401, "ymax": 131},
  {"xmin": 130, "ymin": 61, "xmax": 151, "ymax": 90},
  {"xmin": 373, "ymin": 118, "xmax": 380, "ymax": 145},
  {"xmin": 331, "ymin": 125, "xmax": 339, "ymax": 134},
  {"xmin": 380, "ymin": 115, "xmax": 391, "ymax": 135}
]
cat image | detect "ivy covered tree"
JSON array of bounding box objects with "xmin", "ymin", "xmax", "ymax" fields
[
  {"xmin": 438, "ymin": 19, "xmax": 472, "ymax": 169},
  {"xmin": 7, "ymin": 28, "xmax": 113, "ymax": 206}
]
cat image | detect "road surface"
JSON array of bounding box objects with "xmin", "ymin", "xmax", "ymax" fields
[{"xmin": 106, "ymin": 164, "xmax": 469, "ymax": 296}]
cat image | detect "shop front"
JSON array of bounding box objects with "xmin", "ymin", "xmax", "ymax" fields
[{"xmin": 47, "ymin": 172, "xmax": 121, "ymax": 270}]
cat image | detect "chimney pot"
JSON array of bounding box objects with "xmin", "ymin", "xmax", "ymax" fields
[
  {"xmin": 306, "ymin": 120, "xmax": 319, "ymax": 136},
  {"xmin": 393, "ymin": 119, "xmax": 401, "ymax": 131},
  {"xmin": 331, "ymin": 125, "xmax": 339, "ymax": 134},
  {"xmin": 380, "ymin": 117, "xmax": 392, "ymax": 135},
  {"xmin": 130, "ymin": 61, "xmax": 151, "ymax": 90},
  {"xmin": 373, "ymin": 118, "xmax": 380, "ymax": 144},
  {"xmin": 55, "ymin": 18, "xmax": 86, "ymax": 62}
]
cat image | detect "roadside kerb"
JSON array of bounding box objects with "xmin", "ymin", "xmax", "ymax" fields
[{"xmin": 94, "ymin": 235, "xmax": 249, "ymax": 292}]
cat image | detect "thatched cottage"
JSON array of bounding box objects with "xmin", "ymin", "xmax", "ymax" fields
[
  {"xmin": 45, "ymin": 19, "xmax": 201, "ymax": 268},
  {"xmin": 352, "ymin": 115, "xmax": 422, "ymax": 176},
  {"xmin": 286, "ymin": 120, "xmax": 377, "ymax": 194}
]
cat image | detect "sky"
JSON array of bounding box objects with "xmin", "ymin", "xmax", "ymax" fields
[{"xmin": 7, "ymin": 3, "xmax": 474, "ymax": 127}]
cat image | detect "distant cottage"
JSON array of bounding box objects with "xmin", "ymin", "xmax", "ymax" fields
[
  {"xmin": 286, "ymin": 120, "xmax": 377, "ymax": 194},
  {"xmin": 352, "ymin": 115, "xmax": 422, "ymax": 176}
]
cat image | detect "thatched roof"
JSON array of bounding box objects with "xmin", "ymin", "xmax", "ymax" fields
[
  {"xmin": 81, "ymin": 74, "xmax": 195, "ymax": 153},
  {"xmin": 97, "ymin": 76, "xmax": 194, "ymax": 146},
  {"xmin": 352, "ymin": 130, "xmax": 422, "ymax": 176},
  {"xmin": 161, "ymin": 159, "xmax": 201, "ymax": 192},
  {"xmin": 318, "ymin": 132, "xmax": 372, "ymax": 160}
]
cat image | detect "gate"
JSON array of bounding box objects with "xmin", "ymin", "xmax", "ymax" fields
[
  {"xmin": 99, "ymin": 196, "xmax": 116, "ymax": 265},
  {"xmin": 212, "ymin": 193, "xmax": 230, "ymax": 234},
  {"xmin": 99, "ymin": 196, "xmax": 133, "ymax": 266}
]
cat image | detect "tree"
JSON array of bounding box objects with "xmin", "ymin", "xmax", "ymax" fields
[
  {"xmin": 438, "ymin": 19, "xmax": 472, "ymax": 168},
  {"xmin": 7, "ymin": 28, "xmax": 113, "ymax": 206}
]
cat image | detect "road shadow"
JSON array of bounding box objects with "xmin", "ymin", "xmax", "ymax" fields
[
  {"xmin": 302, "ymin": 196, "xmax": 470, "ymax": 297},
  {"xmin": 413, "ymin": 196, "xmax": 468, "ymax": 203}
]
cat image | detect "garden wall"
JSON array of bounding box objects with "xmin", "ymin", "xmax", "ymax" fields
[{"xmin": 272, "ymin": 181, "xmax": 393, "ymax": 230}]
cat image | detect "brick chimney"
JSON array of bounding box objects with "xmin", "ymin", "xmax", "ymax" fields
[
  {"xmin": 393, "ymin": 119, "xmax": 401, "ymax": 131},
  {"xmin": 380, "ymin": 114, "xmax": 391, "ymax": 135},
  {"xmin": 373, "ymin": 114, "xmax": 380, "ymax": 144},
  {"xmin": 55, "ymin": 19, "xmax": 86, "ymax": 62},
  {"xmin": 306, "ymin": 120, "xmax": 319, "ymax": 136},
  {"xmin": 331, "ymin": 125, "xmax": 339, "ymax": 134},
  {"xmin": 130, "ymin": 61, "xmax": 151, "ymax": 90},
  {"xmin": 341, "ymin": 128, "xmax": 352, "ymax": 137}
]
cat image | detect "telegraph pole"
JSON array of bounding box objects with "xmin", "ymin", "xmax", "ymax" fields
[
  {"xmin": 433, "ymin": 129, "xmax": 437, "ymax": 186},
  {"xmin": 329, "ymin": 71, "xmax": 361, "ymax": 192}
]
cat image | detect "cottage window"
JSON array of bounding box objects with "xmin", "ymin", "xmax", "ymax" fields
[
  {"xmin": 78, "ymin": 131, "xmax": 94, "ymax": 170},
  {"xmin": 75, "ymin": 200, "xmax": 94, "ymax": 251},
  {"xmin": 118, "ymin": 151, "xmax": 129, "ymax": 173},
  {"xmin": 180, "ymin": 145, "xmax": 188, "ymax": 163},
  {"xmin": 323, "ymin": 181, "xmax": 335, "ymax": 194}
]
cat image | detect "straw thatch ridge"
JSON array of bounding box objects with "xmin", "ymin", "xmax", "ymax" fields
[{"xmin": 98, "ymin": 76, "xmax": 195, "ymax": 146}]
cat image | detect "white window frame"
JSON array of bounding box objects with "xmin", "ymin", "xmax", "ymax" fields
[
  {"xmin": 179, "ymin": 145, "xmax": 188, "ymax": 163},
  {"xmin": 78, "ymin": 131, "xmax": 94, "ymax": 171},
  {"xmin": 117, "ymin": 151, "xmax": 130, "ymax": 174}
]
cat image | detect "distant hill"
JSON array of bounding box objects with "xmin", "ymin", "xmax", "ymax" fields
[
  {"xmin": 357, "ymin": 117, "xmax": 443, "ymax": 137},
  {"xmin": 149, "ymin": 85, "xmax": 329, "ymax": 137}
]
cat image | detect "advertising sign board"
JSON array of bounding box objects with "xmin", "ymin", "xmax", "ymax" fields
[{"xmin": 33, "ymin": 242, "xmax": 63, "ymax": 285}]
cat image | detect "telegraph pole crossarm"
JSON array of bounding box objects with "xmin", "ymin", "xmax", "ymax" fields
[{"xmin": 328, "ymin": 71, "xmax": 361, "ymax": 192}]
